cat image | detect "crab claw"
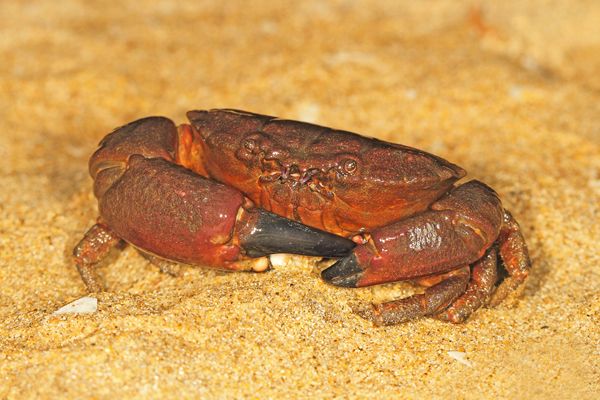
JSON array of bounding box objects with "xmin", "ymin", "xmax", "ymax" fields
[
  {"xmin": 94, "ymin": 154, "xmax": 354, "ymax": 273},
  {"xmin": 322, "ymin": 181, "xmax": 507, "ymax": 290},
  {"xmin": 321, "ymin": 253, "xmax": 364, "ymax": 287},
  {"xmin": 237, "ymin": 209, "xmax": 355, "ymax": 258}
]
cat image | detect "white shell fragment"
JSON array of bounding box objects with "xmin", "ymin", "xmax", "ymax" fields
[
  {"xmin": 447, "ymin": 351, "xmax": 473, "ymax": 367},
  {"xmin": 53, "ymin": 296, "xmax": 98, "ymax": 315},
  {"xmin": 269, "ymin": 253, "xmax": 292, "ymax": 268}
]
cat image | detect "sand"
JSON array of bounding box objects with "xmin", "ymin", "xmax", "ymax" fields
[{"xmin": 1, "ymin": 1, "xmax": 598, "ymax": 398}]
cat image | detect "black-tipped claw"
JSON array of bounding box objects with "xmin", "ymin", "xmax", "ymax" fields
[
  {"xmin": 321, "ymin": 253, "xmax": 363, "ymax": 287},
  {"xmin": 239, "ymin": 210, "xmax": 355, "ymax": 258}
]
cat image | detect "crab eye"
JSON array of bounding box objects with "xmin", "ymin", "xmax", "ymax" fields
[
  {"xmin": 243, "ymin": 138, "xmax": 257, "ymax": 153},
  {"xmin": 342, "ymin": 159, "xmax": 358, "ymax": 174},
  {"xmin": 236, "ymin": 138, "xmax": 261, "ymax": 162}
]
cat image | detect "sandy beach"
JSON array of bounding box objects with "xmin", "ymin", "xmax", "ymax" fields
[{"xmin": 1, "ymin": 1, "xmax": 598, "ymax": 398}]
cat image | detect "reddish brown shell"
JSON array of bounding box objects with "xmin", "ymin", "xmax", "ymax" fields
[{"xmin": 182, "ymin": 109, "xmax": 465, "ymax": 236}]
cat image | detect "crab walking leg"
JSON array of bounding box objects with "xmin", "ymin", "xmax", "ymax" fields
[
  {"xmin": 488, "ymin": 210, "xmax": 531, "ymax": 306},
  {"xmin": 357, "ymin": 267, "xmax": 470, "ymax": 326},
  {"xmin": 73, "ymin": 223, "xmax": 122, "ymax": 292},
  {"xmin": 434, "ymin": 248, "xmax": 498, "ymax": 323},
  {"xmin": 139, "ymin": 251, "xmax": 182, "ymax": 277}
]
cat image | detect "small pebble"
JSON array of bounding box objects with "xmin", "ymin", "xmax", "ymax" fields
[{"xmin": 251, "ymin": 257, "xmax": 270, "ymax": 272}]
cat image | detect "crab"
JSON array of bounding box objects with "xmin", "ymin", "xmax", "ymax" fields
[{"xmin": 74, "ymin": 109, "xmax": 530, "ymax": 325}]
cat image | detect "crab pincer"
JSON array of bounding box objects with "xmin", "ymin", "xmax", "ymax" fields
[{"xmin": 74, "ymin": 117, "xmax": 354, "ymax": 292}]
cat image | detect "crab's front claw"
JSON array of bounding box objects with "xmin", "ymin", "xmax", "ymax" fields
[
  {"xmin": 322, "ymin": 181, "xmax": 531, "ymax": 325},
  {"xmin": 320, "ymin": 208, "xmax": 490, "ymax": 324},
  {"xmin": 96, "ymin": 155, "xmax": 354, "ymax": 272},
  {"xmin": 237, "ymin": 209, "xmax": 355, "ymax": 259},
  {"xmin": 322, "ymin": 181, "xmax": 504, "ymax": 289}
]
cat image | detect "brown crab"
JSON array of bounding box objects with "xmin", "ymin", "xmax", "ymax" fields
[{"xmin": 74, "ymin": 109, "xmax": 530, "ymax": 324}]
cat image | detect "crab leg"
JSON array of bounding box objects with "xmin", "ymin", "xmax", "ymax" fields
[
  {"xmin": 73, "ymin": 223, "xmax": 122, "ymax": 292},
  {"xmin": 434, "ymin": 247, "xmax": 498, "ymax": 323},
  {"xmin": 356, "ymin": 267, "xmax": 471, "ymax": 326},
  {"xmin": 139, "ymin": 251, "xmax": 182, "ymax": 276},
  {"xmin": 488, "ymin": 210, "xmax": 530, "ymax": 306}
]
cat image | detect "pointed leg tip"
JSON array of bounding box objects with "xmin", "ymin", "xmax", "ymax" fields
[
  {"xmin": 433, "ymin": 309, "xmax": 467, "ymax": 324},
  {"xmin": 352, "ymin": 304, "xmax": 386, "ymax": 326},
  {"xmin": 321, "ymin": 254, "xmax": 363, "ymax": 288}
]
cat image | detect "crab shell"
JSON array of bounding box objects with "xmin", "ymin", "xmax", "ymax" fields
[{"xmin": 182, "ymin": 109, "xmax": 466, "ymax": 236}]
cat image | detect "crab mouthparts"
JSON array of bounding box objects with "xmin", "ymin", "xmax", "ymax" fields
[{"xmin": 259, "ymin": 159, "xmax": 334, "ymax": 198}]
